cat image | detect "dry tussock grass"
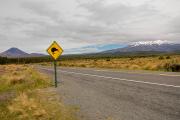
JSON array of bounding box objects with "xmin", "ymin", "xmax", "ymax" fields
[
  {"xmin": 6, "ymin": 75, "xmax": 26, "ymax": 85},
  {"xmin": 58, "ymin": 55, "xmax": 180, "ymax": 71},
  {"xmin": 8, "ymin": 90, "xmax": 78, "ymax": 120},
  {"xmin": 0, "ymin": 65, "xmax": 51, "ymax": 92},
  {"xmin": 3, "ymin": 64, "xmax": 26, "ymax": 72},
  {"xmin": 8, "ymin": 92, "xmax": 47, "ymax": 119}
]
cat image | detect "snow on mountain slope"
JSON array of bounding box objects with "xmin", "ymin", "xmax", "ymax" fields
[
  {"xmin": 130, "ymin": 40, "xmax": 172, "ymax": 46},
  {"xmin": 101, "ymin": 40, "xmax": 180, "ymax": 54}
]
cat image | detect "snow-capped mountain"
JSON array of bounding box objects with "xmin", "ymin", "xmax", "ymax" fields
[{"xmin": 101, "ymin": 40, "xmax": 180, "ymax": 54}]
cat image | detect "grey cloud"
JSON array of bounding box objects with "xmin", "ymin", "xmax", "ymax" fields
[
  {"xmin": 0, "ymin": 0, "xmax": 180, "ymax": 54},
  {"xmin": 78, "ymin": 1, "xmax": 180, "ymax": 43},
  {"xmin": 21, "ymin": 1, "xmax": 62, "ymax": 22},
  {"xmin": 19, "ymin": 1, "xmax": 139, "ymax": 44},
  {"xmin": 14, "ymin": 0, "xmax": 180, "ymax": 45},
  {"xmin": 79, "ymin": 0, "xmax": 158, "ymax": 25},
  {"xmin": 0, "ymin": 33, "xmax": 8, "ymax": 41},
  {"xmin": 169, "ymin": 16, "xmax": 180, "ymax": 33},
  {"xmin": 0, "ymin": 17, "xmax": 46, "ymax": 28}
]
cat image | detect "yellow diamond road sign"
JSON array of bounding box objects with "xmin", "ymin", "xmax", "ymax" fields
[{"xmin": 47, "ymin": 41, "xmax": 63, "ymax": 60}]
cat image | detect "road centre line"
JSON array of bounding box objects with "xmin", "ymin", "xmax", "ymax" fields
[{"xmin": 40, "ymin": 67, "xmax": 180, "ymax": 88}]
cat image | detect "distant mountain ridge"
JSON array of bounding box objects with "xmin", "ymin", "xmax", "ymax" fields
[
  {"xmin": 0, "ymin": 47, "xmax": 46, "ymax": 58},
  {"xmin": 1, "ymin": 40, "xmax": 180, "ymax": 58},
  {"xmin": 101, "ymin": 40, "xmax": 180, "ymax": 54}
]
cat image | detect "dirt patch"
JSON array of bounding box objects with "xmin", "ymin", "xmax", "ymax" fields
[
  {"xmin": 0, "ymin": 66, "xmax": 5, "ymax": 75},
  {"xmin": 0, "ymin": 91, "xmax": 15, "ymax": 102}
]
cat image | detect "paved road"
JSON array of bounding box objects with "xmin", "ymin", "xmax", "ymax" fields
[{"xmin": 39, "ymin": 66, "xmax": 180, "ymax": 120}]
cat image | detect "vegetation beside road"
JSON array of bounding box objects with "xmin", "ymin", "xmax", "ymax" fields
[
  {"xmin": 0, "ymin": 65, "xmax": 78, "ymax": 120},
  {"xmin": 1, "ymin": 54, "xmax": 180, "ymax": 72},
  {"xmin": 56, "ymin": 55, "xmax": 180, "ymax": 72},
  {"xmin": 0, "ymin": 65, "xmax": 51, "ymax": 92}
]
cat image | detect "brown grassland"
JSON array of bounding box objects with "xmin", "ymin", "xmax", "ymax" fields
[
  {"xmin": 0, "ymin": 65, "xmax": 78, "ymax": 120},
  {"xmin": 57, "ymin": 55, "xmax": 180, "ymax": 72}
]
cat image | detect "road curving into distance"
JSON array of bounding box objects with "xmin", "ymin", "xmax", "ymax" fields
[{"xmin": 39, "ymin": 66, "xmax": 180, "ymax": 120}]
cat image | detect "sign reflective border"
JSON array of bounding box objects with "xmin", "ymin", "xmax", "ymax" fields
[{"xmin": 47, "ymin": 41, "xmax": 63, "ymax": 60}]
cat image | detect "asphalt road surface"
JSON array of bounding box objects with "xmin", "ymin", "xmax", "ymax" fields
[{"xmin": 39, "ymin": 66, "xmax": 180, "ymax": 120}]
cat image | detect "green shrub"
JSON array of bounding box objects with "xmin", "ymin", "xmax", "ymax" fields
[
  {"xmin": 166, "ymin": 56, "xmax": 171, "ymax": 59},
  {"xmin": 94, "ymin": 59, "xmax": 98, "ymax": 62},
  {"xmin": 129, "ymin": 57, "xmax": 134, "ymax": 60},
  {"xmin": 80, "ymin": 64, "xmax": 86, "ymax": 67},
  {"xmin": 159, "ymin": 56, "xmax": 164, "ymax": 60},
  {"xmin": 163, "ymin": 63, "xmax": 180, "ymax": 72},
  {"xmin": 106, "ymin": 59, "xmax": 111, "ymax": 61}
]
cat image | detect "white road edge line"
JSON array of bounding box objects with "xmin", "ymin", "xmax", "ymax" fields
[
  {"xmin": 40, "ymin": 68, "xmax": 180, "ymax": 88},
  {"xmin": 159, "ymin": 74, "xmax": 180, "ymax": 77}
]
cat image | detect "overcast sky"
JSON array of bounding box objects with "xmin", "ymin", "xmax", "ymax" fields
[{"xmin": 0, "ymin": 0, "xmax": 180, "ymax": 54}]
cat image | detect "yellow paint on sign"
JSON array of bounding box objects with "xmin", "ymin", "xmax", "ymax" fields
[{"xmin": 47, "ymin": 41, "xmax": 63, "ymax": 60}]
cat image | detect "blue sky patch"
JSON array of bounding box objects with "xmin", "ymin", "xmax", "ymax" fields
[{"xmin": 65, "ymin": 44, "xmax": 127, "ymax": 54}]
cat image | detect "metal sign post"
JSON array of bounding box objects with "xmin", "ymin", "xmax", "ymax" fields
[
  {"xmin": 47, "ymin": 41, "xmax": 63, "ymax": 88},
  {"xmin": 54, "ymin": 60, "xmax": 57, "ymax": 87}
]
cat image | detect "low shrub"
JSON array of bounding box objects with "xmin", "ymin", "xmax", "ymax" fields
[
  {"xmin": 129, "ymin": 58, "xmax": 134, "ymax": 60},
  {"xmin": 106, "ymin": 59, "xmax": 111, "ymax": 61},
  {"xmin": 166, "ymin": 56, "xmax": 171, "ymax": 59},
  {"xmin": 158, "ymin": 56, "xmax": 164, "ymax": 60},
  {"xmin": 94, "ymin": 59, "xmax": 98, "ymax": 62},
  {"xmin": 80, "ymin": 64, "xmax": 86, "ymax": 67},
  {"xmin": 163, "ymin": 63, "xmax": 180, "ymax": 72}
]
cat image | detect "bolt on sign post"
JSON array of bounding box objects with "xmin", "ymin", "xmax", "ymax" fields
[{"xmin": 47, "ymin": 41, "xmax": 63, "ymax": 88}]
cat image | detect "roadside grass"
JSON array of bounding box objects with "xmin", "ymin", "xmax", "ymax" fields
[
  {"xmin": 0, "ymin": 65, "xmax": 78, "ymax": 120},
  {"xmin": 57, "ymin": 55, "xmax": 180, "ymax": 72},
  {"xmin": 0, "ymin": 65, "xmax": 51, "ymax": 92}
]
